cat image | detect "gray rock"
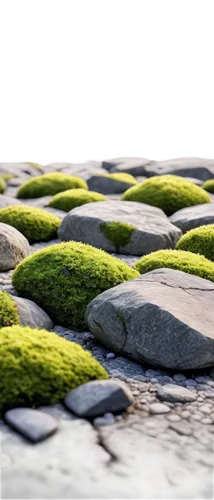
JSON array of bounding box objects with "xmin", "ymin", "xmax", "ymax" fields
[
  {"xmin": 0, "ymin": 163, "xmax": 42, "ymax": 178},
  {"xmin": 0, "ymin": 223, "xmax": 30, "ymax": 271},
  {"xmin": 87, "ymin": 175, "xmax": 136, "ymax": 194},
  {"xmin": 93, "ymin": 412, "xmax": 116, "ymax": 427},
  {"xmin": 169, "ymin": 421, "xmax": 192, "ymax": 436},
  {"xmin": 0, "ymin": 194, "xmax": 24, "ymax": 208},
  {"xmin": 145, "ymin": 157, "xmax": 214, "ymax": 181},
  {"xmin": 169, "ymin": 203, "xmax": 214, "ymax": 233},
  {"xmin": 13, "ymin": 296, "xmax": 53, "ymax": 330},
  {"xmin": 64, "ymin": 380, "xmax": 133, "ymax": 417},
  {"xmin": 102, "ymin": 157, "xmax": 152, "ymax": 173},
  {"xmin": 149, "ymin": 403, "xmax": 170, "ymax": 414},
  {"xmin": 85, "ymin": 268, "xmax": 214, "ymax": 370},
  {"xmin": 4, "ymin": 408, "xmax": 58, "ymax": 442},
  {"xmin": 157, "ymin": 384, "xmax": 197, "ymax": 403},
  {"xmin": 58, "ymin": 201, "xmax": 181, "ymax": 255}
]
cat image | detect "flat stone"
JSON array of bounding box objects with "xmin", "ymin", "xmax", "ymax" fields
[
  {"xmin": 0, "ymin": 223, "xmax": 30, "ymax": 271},
  {"xmin": 64, "ymin": 380, "xmax": 134, "ymax": 417},
  {"xmin": 173, "ymin": 374, "xmax": 186, "ymax": 383},
  {"xmin": 157, "ymin": 384, "xmax": 197, "ymax": 403},
  {"xmin": 87, "ymin": 174, "xmax": 136, "ymax": 194},
  {"xmin": 58, "ymin": 200, "xmax": 181, "ymax": 255},
  {"xmin": 12, "ymin": 296, "xmax": 53, "ymax": 330},
  {"xmin": 169, "ymin": 421, "xmax": 193, "ymax": 436},
  {"xmin": 149, "ymin": 403, "xmax": 170, "ymax": 414},
  {"xmin": 145, "ymin": 157, "xmax": 214, "ymax": 181},
  {"xmin": 0, "ymin": 195, "xmax": 24, "ymax": 209},
  {"xmin": 170, "ymin": 204, "xmax": 214, "ymax": 233},
  {"xmin": 103, "ymin": 157, "xmax": 153, "ymax": 175},
  {"xmin": 4, "ymin": 408, "xmax": 58, "ymax": 443},
  {"xmin": 86, "ymin": 268, "xmax": 214, "ymax": 370}
]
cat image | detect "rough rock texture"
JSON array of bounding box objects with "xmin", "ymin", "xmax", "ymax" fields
[
  {"xmin": 12, "ymin": 296, "xmax": 53, "ymax": 330},
  {"xmin": 4, "ymin": 408, "xmax": 58, "ymax": 443},
  {"xmin": 86, "ymin": 268, "xmax": 214, "ymax": 370},
  {"xmin": 0, "ymin": 223, "xmax": 30, "ymax": 271},
  {"xmin": 58, "ymin": 201, "xmax": 181, "ymax": 255},
  {"xmin": 170, "ymin": 203, "xmax": 214, "ymax": 233},
  {"xmin": 145, "ymin": 158, "xmax": 214, "ymax": 181},
  {"xmin": 105, "ymin": 157, "xmax": 153, "ymax": 175},
  {"xmin": 87, "ymin": 174, "xmax": 135, "ymax": 194}
]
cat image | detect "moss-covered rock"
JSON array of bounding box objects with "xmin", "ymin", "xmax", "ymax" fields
[
  {"xmin": 49, "ymin": 188, "xmax": 106, "ymax": 212},
  {"xmin": 12, "ymin": 241, "xmax": 139, "ymax": 330},
  {"xmin": 0, "ymin": 325, "xmax": 108, "ymax": 413},
  {"xmin": 0, "ymin": 291, "xmax": 20, "ymax": 327},
  {"xmin": 134, "ymin": 249, "xmax": 214, "ymax": 282},
  {"xmin": 17, "ymin": 172, "xmax": 88, "ymax": 199},
  {"xmin": 0, "ymin": 177, "xmax": 6, "ymax": 193},
  {"xmin": 100, "ymin": 221, "xmax": 136, "ymax": 251},
  {"xmin": 203, "ymin": 179, "xmax": 214, "ymax": 194},
  {"xmin": 176, "ymin": 225, "xmax": 214, "ymax": 262},
  {"xmin": 0, "ymin": 205, "xmax": 61, "ymax": 243},
  {"xmin": 107, "ymin": 173, "xmax": 137, "ymax": 184},
  {"xmin": 122, "ymin": 175, "xmax": 211, "ymax": 216}
]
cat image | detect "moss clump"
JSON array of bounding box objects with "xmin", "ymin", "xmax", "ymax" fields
[
  {"xmin": 49, "ymin": 188, "xmax": 106, "ymax": 212},
  {"xmin": 0, "ymin": 325, "xmax": 108, "ymax": 413},
  {"xmin": 12, "ymin": 241, "xmax": 139, "ymax": 330},
  {"xmin": 0, "ymin": 177, "xmax": 6, "ymax": 194},
  {"xmin": 134, "ymin": 249, "xmax": 214, "ymax": 282},
  {"xmin": 0, "ymin": 291, "xmax": 20, "ymax": 327},
  {"xmin": 100, "ymin": 221, "xmax": 136, "ymax": 251},
  {"xmin": 122, "ymin": 175, "xmax": 211, "ymax": 216},
  {"xmin": 17, "ymin": 172, "xmax": 88, "ymax": 199},
  {"xmin": 0, "ymin": 205, "xmax": 61, "ymax": 243},
  {"xmin": 1, "ymin": 174, "xmax": 15, "ymax": 181},
  {"xmin": 107, "ymin": 173, "xmax": 137, "ymax": 184},
  {"xmin": 203, "ymin": 180, "xmax": 214, "ymax": 194},
  {"xmin": 176, "ymin": 225, "xmax": 214, "ymax": 262}
]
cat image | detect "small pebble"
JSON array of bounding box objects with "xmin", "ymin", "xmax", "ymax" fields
[
  {"xmin": 184, "ymin": 379, "xmax": 197, "ymax": 387},
  {"xmin": 167, "ymin": 414, "xmax": 181, "ymax": 422},
  {"xmin": 201, "ymin": 417, "xmax": 212, "ymax": 425},
  {"xmin": 106, "ymin": 353, "xmax": 115, "ymax": 360},
  {"xmin": 173, "ymin": 374, "xmax": 186, "ymax": 383},
  {"xmin": 169, "ymin": 422, "xmax": 192, "ymax": 436},
  {"xmin": 149, "ymin": 403, "xmax": 170, "ymax": 415},
  {"xmin": 93, "ymin": 413, "xmax": 115, "ymax": 427}
]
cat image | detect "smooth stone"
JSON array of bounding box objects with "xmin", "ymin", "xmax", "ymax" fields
[
  {"xmin": 103, "ymin": 157, "xmax": 153, "ymax": 174},
  {"xmin": 0, "ymin": 223, "xmax": 30, "ymax": 271},
  {"xmin": 58, "ymin": 201, "xmax": 181, "ymax": 255},
  {"xmin": 145, "ymin": 158, "xmax": 214, "ymax": 181},
  {"xmin": 4, "ymin": 408, "xmax": 58, "ymax": 443},
  {"xmin": 169, "ymin": 421, "xmax": 192, "ymax": 436},
  {"xmin": 87, "ymin": 175, "xmax": 136, "ymax": 194},
  {"xmin": 169, "ymin": 204, "xmax": 214, "ymax": 233},
  {"xmin": 173, "ymin": 374, "xmax": 186, "ymax": 383},
  {"xmin": 12, "ymin": 296, "xmax": 53, "ymax": 330},
  {"xmin": 149, "ymin": 403, "xmax": 170, "ymax": 414},
  {"xmin": 157, "ymin": 384, "xmax": 197, "ymax": 403},
  {"xmin": 0, "ymin": 195, "xmax": 24, "ymax": 208},
  {"xmin": 86, "ymin": 268, "xmax": 214, "ymax": 370},
  {"xmin": 64, "ymin": 380, "xmax": 134, "ymax": 417},
  {"xmin": 93, "ymin": 412, "xmax": 115, "ymax": 427}
]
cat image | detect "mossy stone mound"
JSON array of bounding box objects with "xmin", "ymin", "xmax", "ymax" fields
[
  {"xmin": 176, "ymin": 225, "xmax": 214, "ymax": 262},
  {"xmin": 100, "ymin": 221, "xmax": 136, "ymax": 250},
  {"xmin": 49, "ymin": 188, "xmax": 106, "ymax": 212},
  {"xmin": 12, "ymin": 242, "xmax": 139, "ymax": 329},
  {"xmin": 134, "ymin": 249, "xmax": 214, "ymax": 282},
  {"xmin": 0, "ymin": 291, "xmax": 20, "ymax": 327},
  {"xmin": 17, "ymin": 172, "xmax": 88, "ymax": 199},
  {"xmin": 0, "ymin": 325, "xmax": 108, "ymax": 413},
  {"xmin": 0, "ymin": 177, "xmax": 6, "ymax": 194},
  {"xmin": 122, "ymin": 175, "xmax": 211, "ymax": 216},
  {"xmin": 107, "ymin": 173, "xmax": 137, "ymax": 184},
  {"xmin": 203, "ymin": 180, "xmax": 214, "ymax": 194},
  {"xmin": 0, "ymin": 205, "xmax": 61, "ymax": 243}
]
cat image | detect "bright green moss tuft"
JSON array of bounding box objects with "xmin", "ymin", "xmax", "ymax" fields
[
  {"xmin": 0, "ymin": 205, "xmax": 61, "ymax": 243},
  {"xmin": 12, "ymin": 241, "xmax": 139, "ymax": 330},
  {"xmin": 0, "ymin": 177, "xmax": 6, "ymax": 194},
  {"xmin": 17, "ymin": 172, "xmax": 88, "ymax": 199},
  {"xmin": 100, "ymin": 221, "xmax": 136, "ymax": 251},
  {"xmin": 176, "ymin": 225, "xmax": 214, "ymax": 262},
  {"xmin": 0, "ymin": 291, "xmax": 20, "ymax": 327},
  {"xmin": 49, "ymin": 188, "xmax": 106, "ymax": 212},
  {"xmin": 0, "ymin": 325, "xmax": 108, "ymax": 413},
  {"xmin": 107, "ymin": 173, "xmax": 137, "ymax": 184},
  {"xmin": 122, "ymin": 175, "xmax": 211, "ymax": 216},
  {"xmin": 203, "ymin": 180, "xmax": 214, "ymax": 194},
  {"xmin": 134, "ymin": 249, "xmax": 214, "ymax": 282}
]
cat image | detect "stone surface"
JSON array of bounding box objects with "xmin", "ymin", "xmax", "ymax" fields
[
  {"xmin": 64, "ymin": 379, "xmax": 133, "ymax": 417},
  {"xmin": 4, "ymin": 408, "xmax": 58, "ymax": 442},
  {"xmin": 86, "ymin": 268, "xmax": 214, "ymax": 370},
  {"xmin": 0, "ymin": 194, "xmax": 24, "ymax": 208},
  {"xmin": 87, "ymin": 174, "xmax": 136, "ymax": 194},
  {"xmin": 157, "ymin": 384, "xmax": 197, "ymax": 403},
  {"xmin": 0, "ymin": 223, "xmax": 30, "ymax": 271},
  {"xmin": 145, "ymin": 157, "xmax": 214, "ymax": 181},
  {"xmin": 149, "ymin": 403, "xmax": 171, "ymax": 414},
  {"xmin": 169, "ymin": 203, "xmax": 214, "ymax": 233},
  {"xmin": 12, "ymin": 296, "xmax": 53, "ymax": 329},
  {"xmin": 102, "ymin": 157, "xmax": 153, "ymax": 174},
  {"xmin": 58, "ymin": 201, "xmax": 181, "ymax": 255}
]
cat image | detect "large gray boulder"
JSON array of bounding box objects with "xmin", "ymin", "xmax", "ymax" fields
[
  {"xmin": 13, "ymin": 296, "xmax": 53, "ymax": 330},
  {"xmin": 145, "ymin": 158, "xmax": 214, "ymax": 181},
  {"xmin": 85, "ymin": 268, "xmax": 214, "ymax": 370},
  {"xmin": 0, "ymin": 223, "xmax": 30, "ymax": 271},
  {"xmin": 87, "ymin": 175, "xmax": 136, "ymax": 194},
  {"xmin": 170, "ymin": 203, "xmax": 214, "ymax": 233},
  {"xmin": 58, "ymin": 201, "xmax": 181, "ymax": 255}
]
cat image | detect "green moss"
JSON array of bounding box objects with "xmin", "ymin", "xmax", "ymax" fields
[
  {"xmin": 134, "ymin": 249, "xmax": 214, "ymax": 282},
  {"xmin": 100, "ymin": 221, "xmax": 136, "ymax": 251},
  {"xmin": 176, "ymin": 225, "xmax": 214, "ymax": 262},
  {"xmin": 17, "ymin": 172, "xmax": 88, "ymax": 199},
  {"xmin": 0, "ymin": 177, "xmax": 6, "ymax": 194},
  {"xmin": 122, "ymin": 175, "xmax": 211, "ymax": 216},
  {"xmin": 1, "ymin": 174, "xmax": 15, "ymax": 181},
  {"xmin": 12, "ymin": 241, "xmax": 139, "ymax": 330},
  {"xmin": 49, "ymin": 188, "xmax": 106, "ymax": 212},
  {"xmin": 0, "ymin": 325, "xmax": 108, "ymax": 413},
  {"xmin": 0, "ymin": 291, "xmax": 20, "ymax": 327},
  {"xmin": 203, "ymin": 180, "xmax": 214, "ymax": 194},
  {"xmin": 0, "ymin": 205, "xmax": 61, "ymax": 243},
  {"xmin": 108, "ymin": 173, "xmax": 137, "ymax": 184}
]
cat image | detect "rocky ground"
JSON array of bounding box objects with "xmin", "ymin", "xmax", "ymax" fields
[{"xmin": 0, "ymin": 161, "xmax": 214, "ymax": 499}]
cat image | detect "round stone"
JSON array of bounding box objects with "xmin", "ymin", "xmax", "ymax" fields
[
  {"xmin": 141, "ymin": 472, "xmax": 168, "ymax": 490},
  {"xmin": 0, "ymin": 453, "xmax": 10, "ymax": 467},
  {"xmin": 169, "ymin": 467, "xmax": 190, "ymax": 485}
]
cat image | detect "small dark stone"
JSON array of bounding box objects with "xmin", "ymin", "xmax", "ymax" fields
[{"xmin": 4, "ymin": 408, "xmax": 58, "ymax": 443}]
